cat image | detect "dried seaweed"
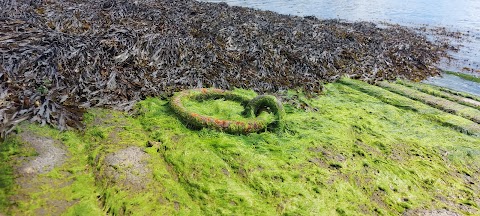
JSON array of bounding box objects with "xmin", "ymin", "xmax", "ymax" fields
[{"xmin": 0, "ymin": 0, "xmax": 456, "ymax": 137}]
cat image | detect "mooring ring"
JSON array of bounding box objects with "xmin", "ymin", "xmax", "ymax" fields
[{"xmin": 170, "ymin": 88, "xmax": 285, "ymax": 134}]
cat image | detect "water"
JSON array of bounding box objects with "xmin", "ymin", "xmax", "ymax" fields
[
  {"xmin": 424, "ymin": 74, "xmax": 480, "ymax": 96},
  {"xmin": 200, "ymin": 0, "xmax": 480, "ymax": 95},
  {"xmin": 200, "ymin": 0, "xmax": 480, "ymax": 72},
  {"xmin": 201, "ymin": 0, "xmax": 479, "ymax": 28}
]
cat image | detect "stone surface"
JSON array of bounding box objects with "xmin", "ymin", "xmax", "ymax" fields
[
  {"xmin": 9, "ymin": 132, "xmax": 74, "ymax": 216},
  {"xmin": 404, "ymin": 209, "xmax": 460, "ymax": 216},
  {"xmin": 101, "ymin": 146, "xmax": 151, "ymax": 190},
  {"xmin": 17, "ymin": 132, "xmax": 68, "ymax": 175}
]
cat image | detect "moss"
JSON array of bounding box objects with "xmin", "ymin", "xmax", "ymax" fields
[
  {"xmin": 170, "ymin": 88, "xmax": 283, "ymax": 134},
  {"xmin": 2, "ymin": 80, "xmax": 480, "ymax": 215},
  {"xmin": 396, "ymin": 80, "xmax": 480, "ymax": 109},
  {"xmin": 378, "ymin": 81, "xmax": 480, "ymax": 123}
]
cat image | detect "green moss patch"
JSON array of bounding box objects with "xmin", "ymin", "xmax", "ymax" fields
[
  {"xmin": 170, "ymin": 88, "xmax": 284, "ymax": 134},
  {"xmin": 2, "ymin": 80, "xmax": 480, "ymax": 215},
  {"xmin": 396, "ymin": 80, "xmax": 480, "ymax": 109},
  {"xmin": 378, "ymin": 81, "xmax": 480, "ymax": 124}
]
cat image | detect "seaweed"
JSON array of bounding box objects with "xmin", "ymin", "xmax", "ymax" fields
[{"xmin": 0, "ymin": 0, "xmax": 456, "ymax": 136}]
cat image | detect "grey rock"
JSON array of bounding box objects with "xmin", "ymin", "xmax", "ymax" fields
[
  {"xmin": 101, "ymin": 146, "xmax": 151, "ymax": 190},
  {"xmin": 17, "ymin": 132, "xmax": 69, "ymax": 175}
]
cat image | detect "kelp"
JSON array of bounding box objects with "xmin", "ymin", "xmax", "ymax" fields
[{"xmin": 0, "ymin": 0, "xmax": 456, "ymax": 136}]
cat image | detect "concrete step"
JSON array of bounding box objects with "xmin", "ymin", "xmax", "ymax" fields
[
  {"xmin": 379, "ymin": 81, "xmax": 480, "ymax": 124},
  {"xmin": 338, "ymin": 78, "xmax": 480, "ymax": 137}
]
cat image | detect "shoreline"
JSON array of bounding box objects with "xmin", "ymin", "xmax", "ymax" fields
[{"xmin": 199, "ymin": 0, "xmax": 480, "ymax": 73}]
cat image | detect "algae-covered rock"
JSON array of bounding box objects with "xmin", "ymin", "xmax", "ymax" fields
[
  {"xmin": 403, "ymin": 209, "xmax": 460, "ymax": 216},
  {"xmin": 170, "ymin": 88, "xmax": 285, "ymax": 134},
  {"xmin": 2, "ymin": 81, "xmax": 480, "ymax": 215},
  {"xmin": 98, "ymin": 146, "xmax": 151, "ymax": 190},
  {"xmin": 6, "ymin": 131, "xmax": 76, "ymax": 216},
  {"xmin": 16, "ymin": 132, "xmax": 69, "ymax": 175}
]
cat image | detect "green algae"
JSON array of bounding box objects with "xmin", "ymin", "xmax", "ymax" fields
[
  {"xmin": 0, "ymin": 137, "xmax": 23, "ymax": 211},
  {"xmin": 339, "ymin": 78, "xmax": 480, "ymax": 136},
  {"xmin": 25, "ymin": 126, "xmax": 102, "ymax": 215},
  {"xmin": 378, "ymin": 81, "xmax": 480, "ymax": 123},
  {"xmin": 0, "ymin": 125, "xmax": 104, "ymax": 215},
  {"xmin": 133, "ymin": 81, "xmax": 480, "ymax": 215},
  {"xmin": 171, "ymin": 88, "xmax": 283, "ymax": 134},
  {"xmin": 1, "ymin": 79, "xmax": 480, "ymax": 215},
  {"xmin": 181, "ymin": 98, "xmax": 274, "ymax": 123},
  {"xmin": 396, "ymin": 80, "xmax": 480, "ymax": 110}
]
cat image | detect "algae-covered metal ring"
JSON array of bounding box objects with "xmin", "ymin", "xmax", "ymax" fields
[{"xmin": 170, "ymin": 88, "xmax": 285, "ymax": 134}]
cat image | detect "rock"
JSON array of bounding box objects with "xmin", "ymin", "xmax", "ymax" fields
[
  {"xmin": 17, "ymin": 132, "xmax": 69, "ymax": 175},
  {"xmin": 403, "ymin": 209, "xmax": 460, "ymax": 216},
  {"xmin": 8, "ymin": 131, "xmax": 74, "ymax": 216},
  {"xmin": 100, "ymin": 146, "xmax": 151, "ymax": 190}
]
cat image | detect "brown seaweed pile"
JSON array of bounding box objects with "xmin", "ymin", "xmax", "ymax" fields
[{"xmin": 0, "ymin": 0, "xmax": 455, "ymax": 136}]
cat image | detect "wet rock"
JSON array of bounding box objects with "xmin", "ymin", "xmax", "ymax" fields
[
  {"xmin": 16, "ymin": 132, "xmax": 68, "ymax": 175},
  {"xmin": 8, "ymin": 132, "xmax": 74, "ymax": 216},
  {"xmin": 403, "ymin": 209, "xmax": 460, "ymax": 216},
  {"xmin": 100, "ymin": 146, "xmax": 151, "ymax": 190}
]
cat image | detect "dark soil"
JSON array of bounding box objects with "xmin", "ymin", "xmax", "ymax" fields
[{"xmin": 0, "ymin": 0, "xmax": 456, "ymax": 135}]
